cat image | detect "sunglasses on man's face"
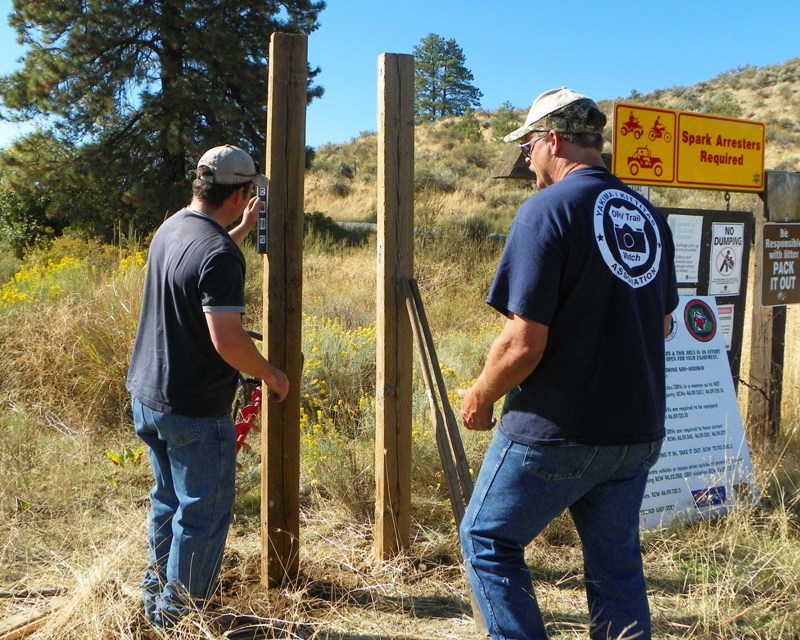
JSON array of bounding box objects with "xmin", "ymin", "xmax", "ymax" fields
[{"xmin": 518, "ymin": 132, "xmax": 548, "ymax": 158}]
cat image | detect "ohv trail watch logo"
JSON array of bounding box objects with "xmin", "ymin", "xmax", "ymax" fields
[{"xmin": 593, "ymin": 189, "xmax": 662, "ymax": 288}]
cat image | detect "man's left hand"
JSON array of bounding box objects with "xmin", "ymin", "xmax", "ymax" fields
[{"xmin": 458, "ymin": 387, "xmax": 496, "ymax": 431}]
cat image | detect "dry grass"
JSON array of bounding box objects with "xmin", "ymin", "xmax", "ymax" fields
[
  {"xmin": 3, "ymin": 436, "xmax": 800, "ymax": 639},
  {"xmin": 2, "ymin": 240, "xmax": 800, "ymax": 639},
  {"xmin": 0, "ymin": 247, "xmax": 141, "ymax": 433}
]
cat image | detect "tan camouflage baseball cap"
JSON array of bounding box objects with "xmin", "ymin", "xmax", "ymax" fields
[
  {"xmin": 196, "ymin": 145, "xmax": 268, "ymax": 188},
  {"xmin": 503, "ymin": 88, "xmax": 604, "ymax": 142}
]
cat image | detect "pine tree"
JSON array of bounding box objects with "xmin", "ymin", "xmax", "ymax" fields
[
  {"xmin": 453, "ymin": 108, "xmax": 482, "ymax": 142},
  {"xmin": 0, "ymin": 0, "xmax": 325, "ymax": 233},
  {"xmin": 491, "ymin": 101, "xmax": 521, "ymax": 142},
  {"xmin": 413, "ymin": 34, "xmax": 482, "ymax": 123}
]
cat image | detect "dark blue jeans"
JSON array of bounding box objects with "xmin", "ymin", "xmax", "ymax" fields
[
  {"xmin": 133, "ymin": 398, "xmax": 236, "ymax": 628},
  {"xmin": 460, "ymin": 430, "xmax": 662, "ymax": 640}
]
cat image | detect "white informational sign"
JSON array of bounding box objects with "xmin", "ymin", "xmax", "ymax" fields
[
  {"xmin": 668, "ymin": 214, "xmax": 703, "ymax": 284},
  {"xmin": 627, "ymin": 184, "xmax": 651, "ymax": 200},
  {"xmin": 708, "ymin": 222, "xmax": 744, "ymax": 295},
  {"xmin": 640, "ymin": 296, "xmax": 758, "ymax": 530},
  {"xmin": 667, "ymin": 213, "xmax": 703, "ymax": 283}
]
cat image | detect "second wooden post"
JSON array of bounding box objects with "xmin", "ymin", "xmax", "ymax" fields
[{"xmin": 374, "ymin": 53, "xmax": 415, "ymax": 559}]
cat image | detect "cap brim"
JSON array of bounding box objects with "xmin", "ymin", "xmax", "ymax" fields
[
  {"xmin": 252, "ymin": 174, "xmax": 268, "ymax": 189},
  {"xmin": 503, "ymin": 123, "xmax": 537, "ymax": 143}
]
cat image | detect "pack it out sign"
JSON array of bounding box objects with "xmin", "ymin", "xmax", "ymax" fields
[{"xmin": 762, "ymin": 223, "xmax": 800, "ymax": 307}]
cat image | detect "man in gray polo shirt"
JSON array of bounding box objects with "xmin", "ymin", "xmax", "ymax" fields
[{"xmin": 127, "ymin": 145, "xmax": 288, "ymax": 629}]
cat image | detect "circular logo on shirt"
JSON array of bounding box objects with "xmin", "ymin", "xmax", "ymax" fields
[
  {"xmin": 665, "ymin": 311, "xmax": 678, "ymax": 342},
  {"xmin": 593, "ymin": 189, "xmax": 663, "ymax": 288}
]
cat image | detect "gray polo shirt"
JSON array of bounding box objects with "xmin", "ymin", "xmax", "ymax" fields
[{"xmin": 127, "ymin": 208, "xmax": 246, "ymax": 417}]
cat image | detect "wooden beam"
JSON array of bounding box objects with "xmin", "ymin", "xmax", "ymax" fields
[
  {"xmin": 374, "ymin": 53, "xmax": 414, "ymax": 559},
  {"xmin": 261, "ymin": 32, "xmax": 307, "ymax": 586},
  {"xmin": 742, "ymin": 194, "xmax": 773, "ymax": 446},
  {"xmin": 0, "ymin": 598, "xmax": 62, "ymax": 640}
]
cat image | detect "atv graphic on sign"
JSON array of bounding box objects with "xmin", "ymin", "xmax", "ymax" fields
[{"xmin": 620, "ymin": 111, "xmax": 644, "ymax": 139}]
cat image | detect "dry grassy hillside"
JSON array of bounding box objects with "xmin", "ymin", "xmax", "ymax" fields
[{"xmin": 305, "ymin": 58, "xmax": 800, "ymax": 224}]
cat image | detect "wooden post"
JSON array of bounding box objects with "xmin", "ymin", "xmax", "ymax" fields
[
  {"xmin": 261, "ymin": 32, "xmax": 306, "ymax": 586},
  {"xmin": 742, "ymin": 195, "xmax": 774, "ymax": 446},
  {"xmin": 374, "ymin": 53, "xmax": 414, "ymax": 559},
  {"xmin": 762, "ymin": 171, "xmax": 800, "ymax": 439}
]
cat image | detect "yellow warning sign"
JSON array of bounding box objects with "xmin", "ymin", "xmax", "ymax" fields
[
  {"xmin": 677, "ymin": 112, "xmax": 765, "ymax": 190},
  {"xmin": 613, "ymin": 104, "xmax": 676, "ymax": 185},
  {"xmin": 612, "ymin": 102, "xmax": 765, "ymax": 192}
]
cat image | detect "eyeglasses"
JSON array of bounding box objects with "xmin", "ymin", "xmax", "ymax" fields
[{"xmin": 518, "ymin": 132, "xmax": 548, "ymax": 158}]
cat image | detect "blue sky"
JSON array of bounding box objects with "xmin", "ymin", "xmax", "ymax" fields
[{"xmin": 1, "ymin": 0, "xmax": 799, "ymax": 149}]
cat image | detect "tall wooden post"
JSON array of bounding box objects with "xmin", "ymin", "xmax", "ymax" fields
[
  {"xmin": 752, "ymin": 171, "xmax": 800, "ymax": 442},
  {"xmin": 261, "ymin": 32, "xmax": 306, "ymax": 585},
  {"xmin": 742, "ymin": 172, "xmax": 800, "ymax": 446},
  {"xmin": 742, "ymin": 195, "xmax": 773, "ymax": 445},
  {"xmin": 374, "ymin": 53, "xmax": 414, "ymax": 559}
]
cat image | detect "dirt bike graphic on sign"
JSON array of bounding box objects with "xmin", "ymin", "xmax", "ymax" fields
[{"xmin": 649, "ymin": 117, "xmax": 672, "ymax": 142}]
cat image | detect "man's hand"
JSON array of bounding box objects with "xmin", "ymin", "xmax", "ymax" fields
[
  {"xmin": 241, "ymin": 195, "xmax": 261, "ymax": 230},
  {"xmin": 264, "ymin": 365, "xmax": 289, "ymax": 403},
  {"xmin": 206, "ymin": 312, "xmax": 289, "ymax": 403},
  {"xmin": 456, "ymin": 314, "xmax": 548, "ymax": 432},
  {"xmin": 458, "ymin": 387, "xmax": 496, "ymax": 431},
  {"xmin": 228, "ymin": 195, "xmax": 261, "ymax": 246}
]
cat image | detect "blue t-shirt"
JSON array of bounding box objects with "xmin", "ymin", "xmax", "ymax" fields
[
  {"xmin": 126, "ymin": 209, "xmax": 246, "ymax": 417},
  {"xmin": 488, "ymin": 167, "xmax": 679, "ymax": 445}
]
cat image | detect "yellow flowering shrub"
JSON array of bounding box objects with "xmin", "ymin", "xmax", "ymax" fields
[
  {"xmin": 118, "ymin": 251, "xmax": 147, "ymax": 272},
  {"xmin": 0, "ymin": 257, "xmax": 85, "ymax": 308},
  {"xmin": 0, "ymin": 246, "xmax": 148, "ymax": 310}
]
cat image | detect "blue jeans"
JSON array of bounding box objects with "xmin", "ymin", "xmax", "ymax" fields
[
  {"xmin": 132, "ymin": 397, "xmax": 236, "ymax": 628},
  {"xmin": 460, "ymin": 430, "xmax": 662, "ymax": 640}
]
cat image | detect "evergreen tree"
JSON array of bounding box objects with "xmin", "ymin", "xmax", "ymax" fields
[
  {"xmin": 0, "ymin": 0, "xmax": 325, "ymax": 233},
  {"xmin": 491, "ymin": 101, "xmax": 521, "ymax": 142},
  {"xmin": 0, "ymin": 165, "xmax": 53, "ymax": 258},
  {"xmin": 453, "ymin": 108, "xmax": 482, "ymax": 142},
  {"xmin": 413, "ymin": 33, "xmax": 482, "ymax": 123}
]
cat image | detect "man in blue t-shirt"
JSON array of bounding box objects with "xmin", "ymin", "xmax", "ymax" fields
[
  {"xmin": 127, "ymin": 145, "xmax": 289, "ymax": 629},
  {"xmin": 459, "ymin": 89, "xmax": 678, "ymax": 640}
]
